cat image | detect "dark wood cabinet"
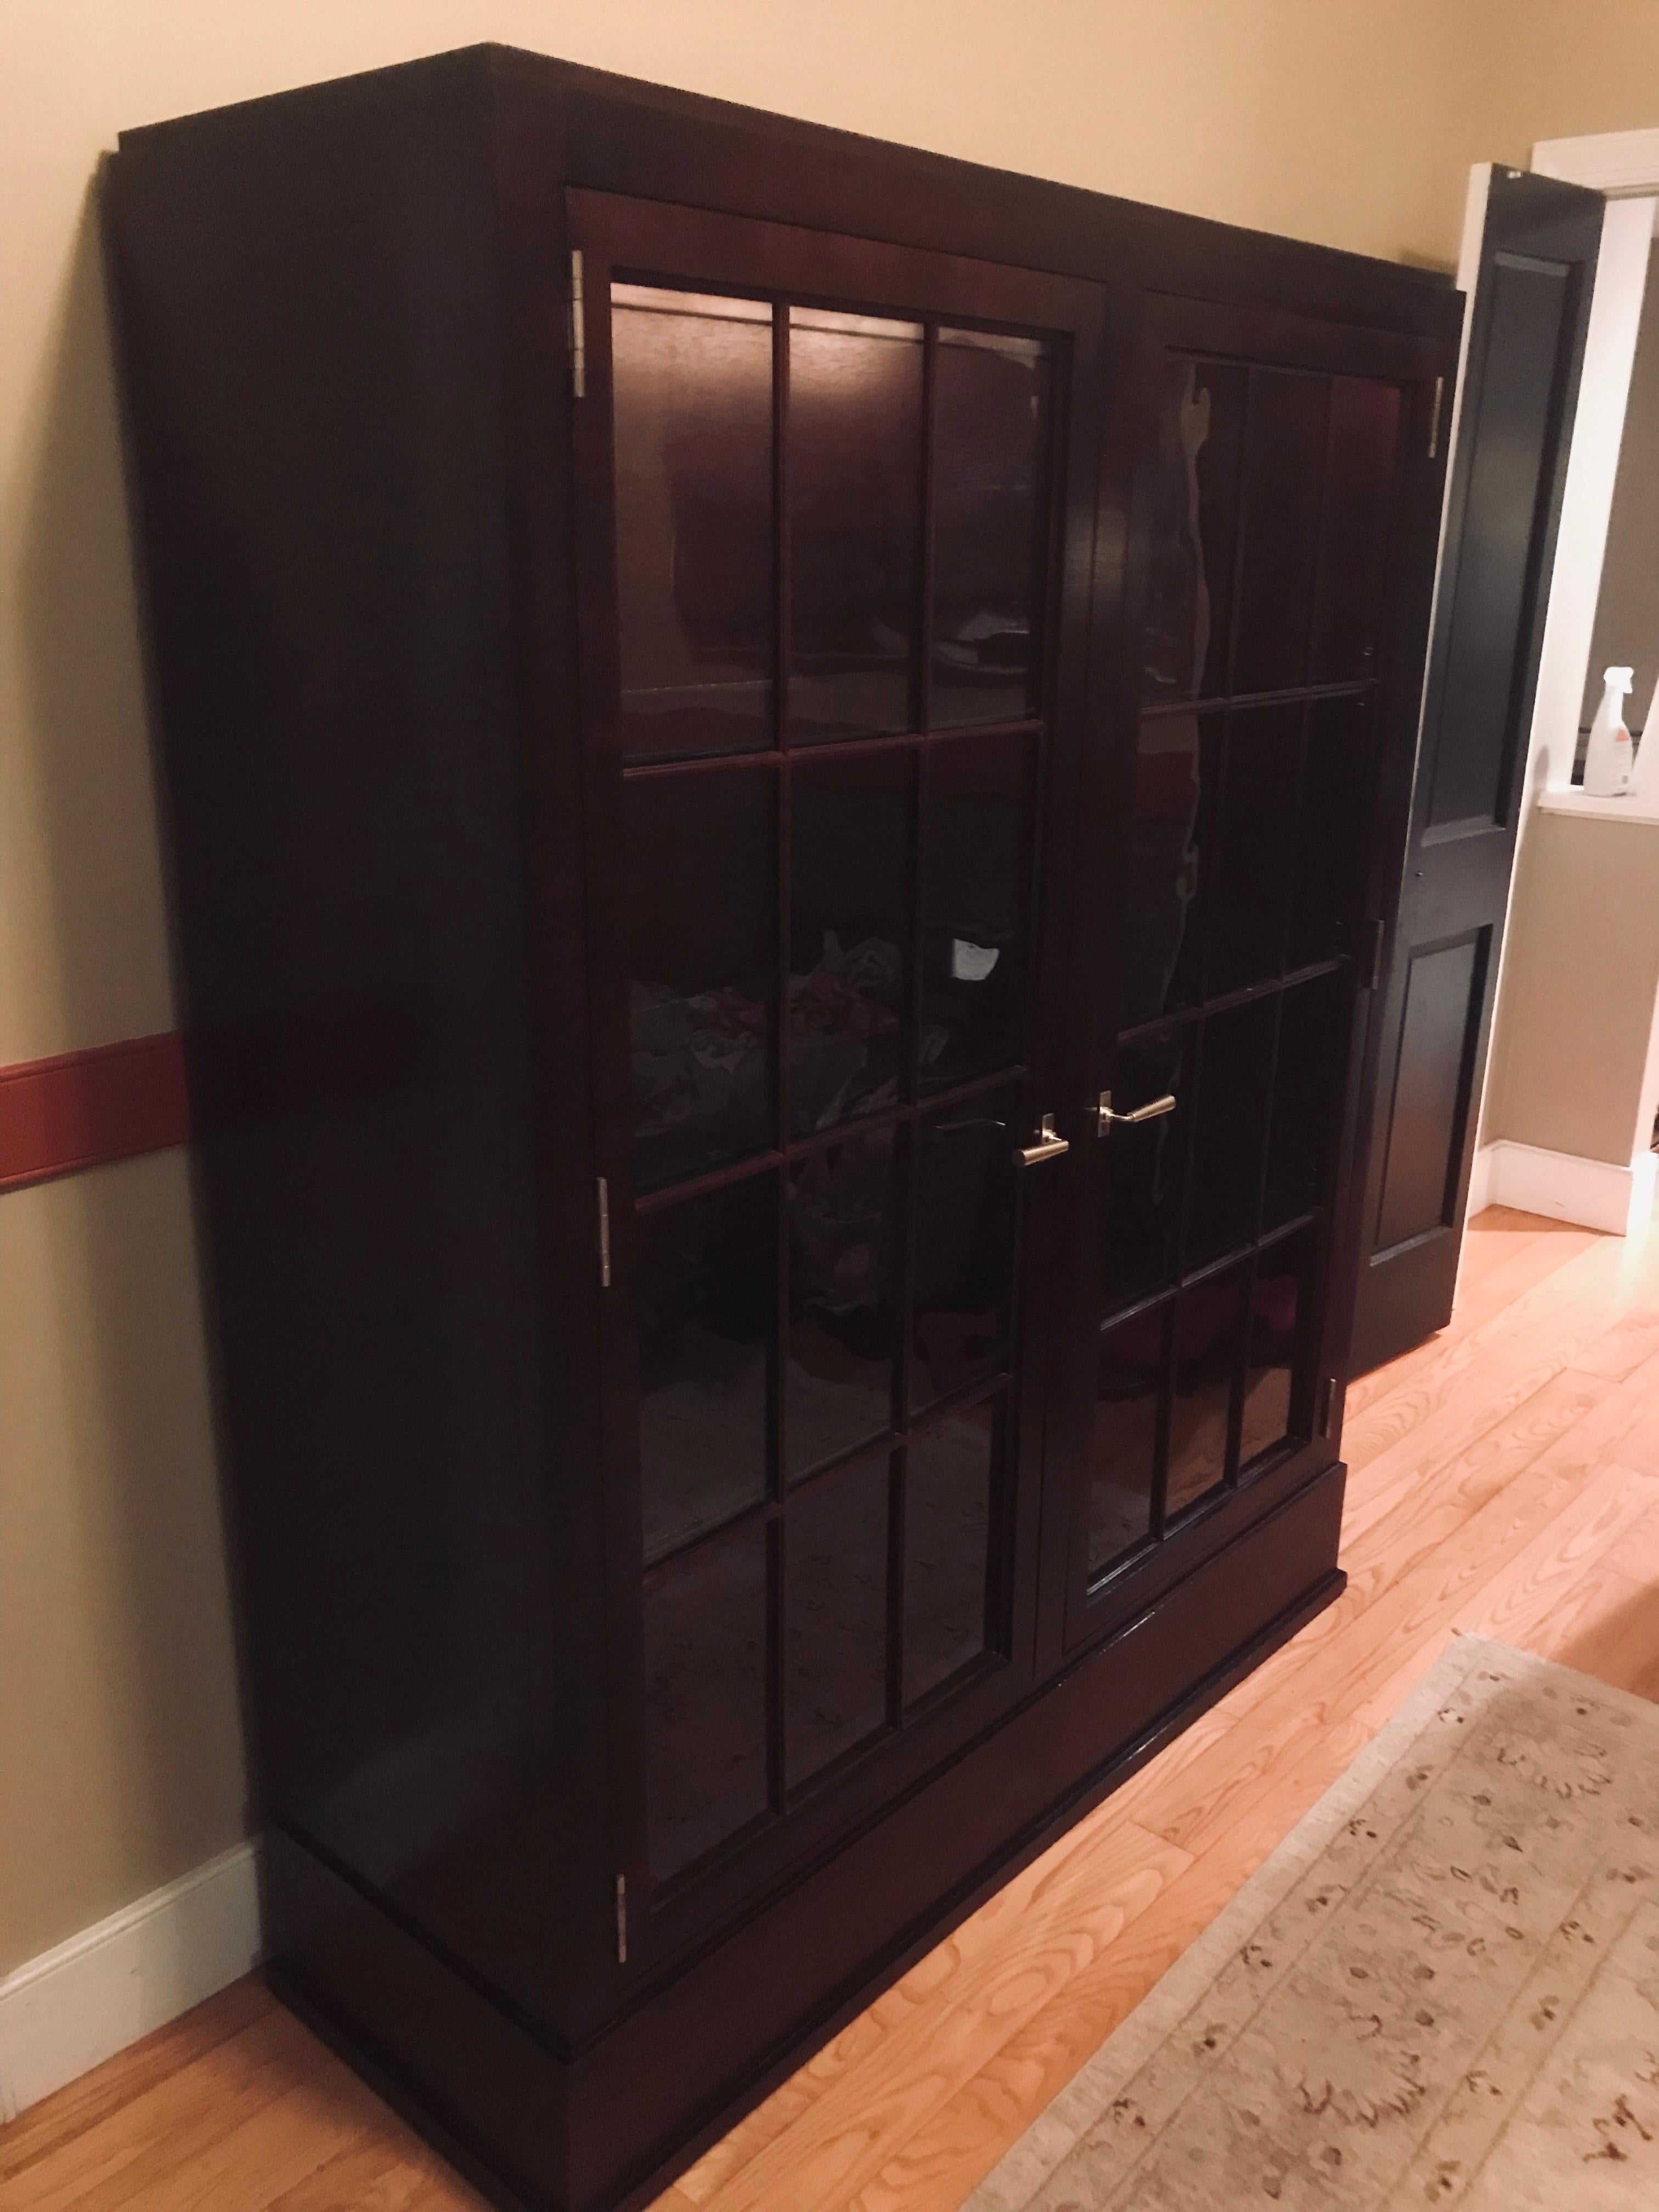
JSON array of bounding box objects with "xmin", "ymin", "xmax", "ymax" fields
[{"xmin": 106, "ymin": 47, "xmax": 1458, "ymax": 2212}]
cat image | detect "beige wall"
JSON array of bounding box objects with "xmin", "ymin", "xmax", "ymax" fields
[
  {"xmin": 8, "ymin": 0, "xmax": 1659, "ymax": 1979},
  {"xmin": 1485, "ymin": 810, "xmax": 1659, "ymax": 1168},
  {"xmin": 1585, "ymin": 242, "xmax": 1659, "ymax": 737}
]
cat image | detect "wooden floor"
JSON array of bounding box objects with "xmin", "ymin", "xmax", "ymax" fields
[{"xmin": 12, "ymin": 1200, "xmax": 1659, "ymax": 2212}]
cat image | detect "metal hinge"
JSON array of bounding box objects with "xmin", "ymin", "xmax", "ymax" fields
[
  {"xmin": 1317, "ymin": 1376, "xmax": 1338, "ymax": 1438},
  {"xmin": 569, "ymin": 249, "xmax": 586, "ymax": 399},
  {"xmin": 596, "ymin": 1175, "xmax": 611, "ymax": 1288},
  {"xmin": 614, "ymin": 1874, "xmax": 628, "ymax": 1963},
  {"xmin": 1427, "ymin": 373, "xmax": 1446, "ymax": 459}
]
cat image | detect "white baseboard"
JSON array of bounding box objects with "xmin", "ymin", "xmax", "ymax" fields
[
  {"xmin": 1465, "ymin": 1141, "xmax": 1497, "ymax": 1217},
  {"xmin": 0, "ymin": 1840, "xmax": 262, "ymax": 2123},
  {"xmin": 1472, "ymin": 1138, "xmax": 1657, "ymax": 1236}
]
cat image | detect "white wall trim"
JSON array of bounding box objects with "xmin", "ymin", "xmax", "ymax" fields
[
  {"xmin": 1522, "ymin": 193, "xmax": 1655, "ymax": 798},
  {"xmin": 1473, "ymin": 1138, "xmax": 1656, "ymax": 1237},
  {"xmin": 0, "ymin": 1841, "xmax": 261, "ymax": 2123},
  {"xmin": 1466, "ymin": 1139, "xmax": 1497, "ymax": 1218},
  {"xmin": 1534, "ymin": 128, "xmax": 1659, "ymax": 219}
]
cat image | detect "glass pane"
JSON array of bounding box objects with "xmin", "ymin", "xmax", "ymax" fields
[
  {"xmin": 1232, "ymin": 369, "xmax": 1328, "ymax": 697},
  {"xmin": 932, "ymin": 329, "xmax": 1048, "ymax": 727},
  {"xmin": 789, "ymin": 308, "xmax": 923, "ymax": 741},
  {"xmin": 1141, "ymin": 359, "xmax": 1246, "ymax": 706},
  {"xmin": 1090, "ymin": 1305, "xmax": 1166, "ymax": 1576},
  {"xmin": 1265, "ymin": 970, "xmax": 1346, "ymax": 1231},
  {"xmin": 1312, "ymin": 377, "xmax": 1402, "ymax": 684},
  {"xmin": 904, "ymin": 1396, "xmax": 997, "ymax": 1705},
  {"xmin": 644, "ymin": 1515, "xmax": 769, "ymax": 1878},
  {"xmin": 789, "ymin": 751, "xmax": 911, "ymax": 1135},
  {"xmin": 1166, "ymin": 1265, "xmax": 1248, "ymax": 1515},
  {"xmin": 921, "ymin": 733, "xmax": 1030, "ymax": 1092},
  {"xmin": 1206, "ymin": 704, "xmax": 1304, "ymax": 998},
  {"xmin": 1120, "ymin": 710, "xmax": 1221, "ymax": 1030},
  {"xmin": 636, "ymin": 1177, "xmax": 775, "ymax": 1566},
  {"xmin": 787, "ymin": 1128, "xmax": 901, "ymax": 1481},
  {"xmin": 1185, "ymin": 997, "xmax": 1275, "ymax": 1269},
  {"xmin": 786, "ymin": 1452, "xmax": 890, "ymax": 1786},
  {"xmin": 1100, "ymin": 1023, "xmax": 1193, "ymax": 1313},
  {"xmin": 910, "ymin": 1086, "xmax": 1020, "ymax": 1414},
  {"xmin": 1242, "ymin": 1227, "xmax": 1314, "ymax": 1469},
  {"xmin": 627, "ymin": 768, "xmax": 776, "ymax": 1194},
  {"xmin": 1288, "ymin": 696, "xmax": 1371, "ymax": 972},
  {"xmin": 612, "ymin": 286, "xmax": 774, "ymax": 761}
]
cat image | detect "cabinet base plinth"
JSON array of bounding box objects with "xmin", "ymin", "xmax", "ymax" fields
[{"xmin": 266, "ymin": 1460, "xmax": 1346, "ymax": 2212}]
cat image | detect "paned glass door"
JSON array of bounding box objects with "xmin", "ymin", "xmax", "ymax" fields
[
  {"xmin": 569, "ymin": 190, "xmax": 1107, "ymax": 1956},
  {"xmin": 1057, "ymin": 297, "xmax": 1421, "ymax": 1650}
]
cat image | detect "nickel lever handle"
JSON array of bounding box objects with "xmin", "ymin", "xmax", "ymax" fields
[
  {"xmin": 1014, "ymin": 1113, "xmax": 1071, "ymax": 1167},
  {"xmin": 1096, "ymin": 1090, "xmax": 1177, "ymax": 1134}
]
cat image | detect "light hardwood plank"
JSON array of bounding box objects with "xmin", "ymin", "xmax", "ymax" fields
[
  {"xmin": 10, "ymin": 1200, "xmax": 1659, "ymax": 2212},
  {"xmin": 676, "ymin": 1817, "xmax": 1189, "ymax": 2212}
]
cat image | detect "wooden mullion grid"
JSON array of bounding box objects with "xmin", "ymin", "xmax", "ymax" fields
[
  {"xmin": 916, "ymin": 318, "xmax": 939, "ymax": 738},
  {"xmin": 770, "ymin": 297, "xmax": 792, "ymax": 1810},
  {"xmin": 1139, "ymin": 674, "xmax": 1373, "ymax": 723},
  {"xmin": 618, "ymin": 717, "xmax": 1041, "ymax": 780},
  {"xmin": 1116, "ymin": 957, "xmax": 1345, "ymax": 1050}
]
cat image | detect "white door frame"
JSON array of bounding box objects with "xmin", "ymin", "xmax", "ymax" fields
[
  {"xmin": 1455, "ymin": 139, "xmax": 1657, "ymax": 1227},
  {"xmin": 1523, "ymin": 133, "xmax": 1659, "ymax": 799}
]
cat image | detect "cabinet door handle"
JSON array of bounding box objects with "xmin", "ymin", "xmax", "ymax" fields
[
  {"xmin": 1096, "ymin": 1090, "xmax": 1177, "ymax": 1133},
  {"xmin": 1014, "ymin": 1113, "xmax": 1071, "ymax": 1166}
]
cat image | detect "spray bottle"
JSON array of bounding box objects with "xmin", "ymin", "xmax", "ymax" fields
[{"xmin": 1584, "ymin": 665, "xmax": 1634, "ymax": 798}]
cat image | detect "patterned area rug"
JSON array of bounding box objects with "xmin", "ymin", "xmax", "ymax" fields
[{"xmin": 967, "ymin": 1634, "xmax": 1659, "ymax": 2210}]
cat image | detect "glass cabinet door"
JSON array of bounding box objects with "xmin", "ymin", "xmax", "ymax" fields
[
  {"xmin": 571, "ymin": 189, "xmax": 1107, "ymax": 1953},
  {"xmin": 1061, "ymin": 298, "xmax": 1420, "ymax": 1652}
]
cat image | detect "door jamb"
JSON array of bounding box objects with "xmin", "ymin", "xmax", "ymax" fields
[{"xmin": 1439, "ymin": 145, "xmax": 1656, "ymax": 1231}]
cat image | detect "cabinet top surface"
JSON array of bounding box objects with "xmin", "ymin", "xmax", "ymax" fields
[{"xmin": 112, "ymin": 41, "xmax": 1459, "ymax": 335}]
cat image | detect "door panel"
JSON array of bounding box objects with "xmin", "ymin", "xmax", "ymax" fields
[
  {"xmin": 1052, "ymin": 292, "xmax": 1440, "ymax": 1657},
  {"xmin": 569, "ymin": 187, "xmax": 1110, "ymax": 1969},
  {"xmin": 1351, "ymin": 172, "xmax": 1604, "ymax": 1372},
  {"xmin": 1372, "ymin": 932, "xmax": 1488, "ymax": 1252}
]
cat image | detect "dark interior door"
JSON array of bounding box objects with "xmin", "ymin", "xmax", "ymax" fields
[
  {"xmin": 567, "ymin": 187, "xmax": 1109, "ymax": 1971},
  {"xmin": 1350, "ymin": 170, "xmax": 1604, "ymax": 1375},
  {"xmin": 1046, "ymin": 294, "xmax": 1442, "ymax": 1657}
]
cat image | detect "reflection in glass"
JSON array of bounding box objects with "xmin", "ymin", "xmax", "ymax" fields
[
  {"xmin": 644, "ymin": 1515, "xmax": 769, "ymax": 1878},
  {"xmin": 1100, "ymin": 1024, "xmax": 1192, "ymax": 1314},
  {"xmin": 1265, "ymin": 971, "xmax": 1345, "ymax": 1231},
  {"xmin": 1207, "ymin": 706, "xmax": 1302, "ymax": 997},
  {"xmin": 627, "ymin": 769, "xmax": 776, "ymax": 1193},
  {"xmin": 786, "ymin": 1452, "xmax": 890, "ymax": 1786},
  {"xmin": 1242, "ymin": 1228, "xmax": 1313, "ymax": 1468},
  {"xmin": 1089, "ymin": 1305, "xmax": 1166, "ymax": 1575},
  {"xmin": 1141, "ymin": 359, "xmax": 1246, "ymax": 704},
  {"xmin": 910, "ymin": 1087, "xmax": 1019, "ymax": 1413},
  {"xmin": 790, "ymin": 752, "xmax": 911, "ymax": 1134},
  {"xmin": 932, "ymin": 329, "xmax": 1048, "ymax": 726},
  {"xmin": 612, "ymin": 286, "xmax": 774, "ymax": 760},
  {"xmin": 921, "ymin": 735, "xmax": 1029, "ymax": 1092},
  {"xmin": 789, "ymin": 309, "xmax": 923, "ymax": 741},
  {"xmin": 1120, "ymin": 712, "xmax": 1221, "ymax": 1029},
  {"xmin": 1312, "ymin": 377, "xmax": 1402, "ymax": 684},
  {"xmin": 904, "ymin": 1397, "xmax": 997, "ymax": 1705},
  {"xmin": 1289, "ymin": 697, "xmax": 1370, "ymax": 971},
  {"xmin": 787, "ymin": 1129, "xmax": 900, "ymax": 1480},
  {"xmin": 1166, "ymin": 1266, "xmax": 1247, "ymax": 1515},
  {"xmin": 1232, "ymin": 368, "xmax": 1328, "ymax": 697},
  {"xmin": 1185, "ymin": 998, "xmax": 1276, "ymax": 1269},
  {"xmin": 637, "ymin": 1177, "xmax": 776, "ymax": 1565}
]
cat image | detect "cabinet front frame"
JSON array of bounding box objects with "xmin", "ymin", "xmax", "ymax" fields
[
  {"xmin": 565, "ymin": 185, "xmax": 1118, "ymax": 1975},
  {"xmin": 1041, "ymin": 293, "xmax": 1449, "ymax": 1663}
]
